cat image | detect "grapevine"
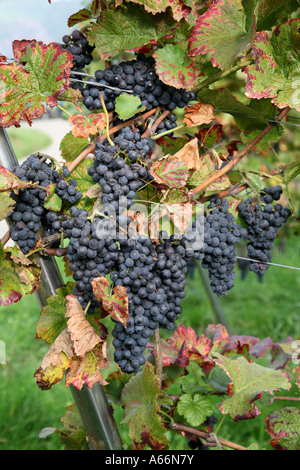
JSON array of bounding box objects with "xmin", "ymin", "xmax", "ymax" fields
[{"xmin": 0, "ymin": 0, "xmax": 299, "ymax": 452}]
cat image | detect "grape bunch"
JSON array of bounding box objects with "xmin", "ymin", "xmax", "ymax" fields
[
  {"xmin": 88, "ymin": 139, "xmax": 150, "ymax": 219},
  {"xmin": 82, "ymin": 53, "xmax": 196, "ymax": 113},
  {"xmin": 200, "ymin": 197, "xmax": 247, "ymax": 297},
  {"xmin": 111, "ymin": 235, "xmax": 163, "ymax": 374},
  {"xmin": 61, "ymin": 29, "xmax": 94, "ymax": 91},
  {"xmin": 9, "ymin": 155, "xmax": 62, "ymax": 254},
  {"xmin": 62, "ymin": 207, "xmax": 120, "ymax": 313},
  {"xmin": 238, "ymin": 185, "xmax": 291, "ymax": 277}
]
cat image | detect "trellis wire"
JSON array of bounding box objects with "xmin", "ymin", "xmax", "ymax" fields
[{"xmin": 237, "ymin": 256, "xmax": 300, "ymax": 271}]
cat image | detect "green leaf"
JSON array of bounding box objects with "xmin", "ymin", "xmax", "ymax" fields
[
  {"xmin": 153, "ymin": 44, "xmax": 199, "ymax": 90},
  {"xmin": 188, "ymin": 0, "xmax": 256, "ymax": 70},
  {"xmin": 0, "ymin": 243, "xmax": 41, "ymax": 306},
  {"xmin": 0, "ymin": 42, "xmax": 73, "ymax": 127},
  {"xmin": 44, "ymin": 183, "xmax": 62, "ymax": 212},
  {"xmin": 177, "ymin": 394, "xmax": 213, "ymax": 427},
  {"xmin": 0, "ymin": 192, "xmax": 16, "ymax": 220},
  {"xmin": 36, "ymin": 282, "xmax": 75, "ymax": 344},
  {"xmin": 283, "ymin": 160, "xmax": 300, "ymax": 185},
  {"xmin": 115, "ymin": 93, "xmax": 146, "ymax": 120},
  {"xmin": 244, "ymin": 20, "xmax": 300, "ymax": 111},
  {"xmin": 86, "ymin": 4, "xmax": 170, "ymax": 60},
  {"xmin": 59, "ymin": 131, "xmax": 89, "ymax": 163},
  {"xmin": 121, "ymin": 362, "xmax": 168, "ymax": 450},
  {"xmin": 66, "ymin": 159, "xmax": 95, "ymax": 197},
  {"xmin": 265, "ymin": 407, "xmax": 300, "ymax": 450},
  {"xmin": 214, "ymin": 353, "xmax": 292, "ymax": 421}
]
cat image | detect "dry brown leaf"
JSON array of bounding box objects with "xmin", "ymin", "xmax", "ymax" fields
[
  {"xmin": 65, "ymin": 295, "xmax": 102, "ymax": 357},
  {"xmin": 40, "ymin": 329, "xmax": 74, "ymax": 371},
  {"xmin": 183, "ymin": 102, "xmax": 215, "ymax": 128},
  {"xmin": 171, "ymin": 138, "xmax": 200, "ymax": 171}
]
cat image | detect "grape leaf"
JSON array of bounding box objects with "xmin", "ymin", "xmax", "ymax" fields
[
  {"xmin": 65, "ymin": 295, "xmax": 105, "ymax": 357},
  {"xmin": 153, "ymin": 44, "xmax": 199, "ymax": 90},
  {"xmin": 0, "ymin": 192, "xmax": 15, "ymax": 220},
  {"xmin": 65, "ymin": 343, "xmax": 109, "ymax": 390},
  {"xmin": 0, "ymin": 165, "xmax": 36, "ymax": 192},
  {"xmin": 69, "ymin": 113, "xmax": 106, "ymax": 139},
  {"xmin": 244, "ymin": 21, "xmax": 300, "ymax": 111},
  {"xmin": 115, "ymin": 0, "xmax": 193, "ymax": 22},
  {"xmin": 0, "ymin": 42, "xmax": 73, "ymax": 127},
  {"xmin": 36, "ymin": 282, "xmax": 75, "ymax": 344},
  {"xmin": 66, "ymin": 159, "xmax": 95, "ymax": 197},
  {"xmin": 214, "ymin": 353, "xmax": 292, "ymax": 421},
  {"xmin": 85, "ymin": 4, "xmax": 174, "ymax": 59},
  {"xmin": 34, "ymin": 329, "xmax": 74, "ymax": 390},
  {"xmin": 121, "ymin": 362, "xmax": 168, "ymax": 450},
  {"xmin": 149, "ymin": 157, "xmax": 189, "ymax": 188},
  {"xmin": 44, "ymin": 183, "xmax": 62, "ymax": 212},
  {"xmin": 265, "ymin": 407, "xmax": 300, "ymax": 450},
  {"xmin": 0, "ymin": 242, "xmax": 41, "ymax": 306},
  {"xmin": 59, "ymin": 131, "xmax": 89, "ymax": 163},
  {"xmin": 67, "ymin": 8, "xmax": 93, "ymax": 27},
  {"xmin": 188, "ymin": 0, "xmax": 256, "ymax": 70},
  {"xmin": 115, "ymin": 94, "xmax": 146, "ymax": 120},
  {"xmin": 183, "ymin": 102, "xmax": 216, "ymax": 127},
  {"xmin": 195, "ymin": 123, "xmax": 223, "ymax": 149},
  {"xmin": 92, "ymin": 277, "xmax": 129, "ymax": 327},
  {"xmin": 177, "ymin": 394, "xmax": 213, "ymax": 427}
]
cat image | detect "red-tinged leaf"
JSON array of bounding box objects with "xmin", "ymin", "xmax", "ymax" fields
[
  {"xmin": 244, "ymin": 20, "xmax": 300, "ymax": 111},
  {"xmin": 149, "ymin": 156, "xmax": 188, "ymax": 188},
  {"xmin": 205, "ymin": 324, "xmax": 230, "ymax": 352},
  {"xmin": 195, "ymin": 123, "xmax": 223, "ymax": 149},
  {"xmin": 0, "ymin": 243, "xmax": 41, "ymax": 306},
  {"xmin": 67, "ymin": 9, "xmax": 93, "ymax": 28},
  {"xmin": 91, "ymin": 277, "xmax": 129, "ymax": 327},
  {"xmin": 265, "ymin": 407, "xmax": 300, "ymax": 450},
  {"xmin": 90, "ymin": 0, "xmax": 101, "ymax": 16},
  {"xmin": 153, "ymin": 44, "xmax": 199, "ymax": 90},
  {"xmin": 223, "ymin": 335, "xmax": 260, "ymax": 357},
  {"xmin": 188, "ymin": 0, "xmax": 256, "ymax": 70},
  {"xmin": 0, "ymin": 42, "xmax": 73, "ymax": 127},
  {"xmin": 0, "ymin": 165, "xmax": 36, "ymax": 193},
  {"xmin": 12, "ymin": 39, "xmax": 43, "ymax": 60},
  {"xmin": 69, "ymin": 113, "xmax": 106, "ymax": 139},
  {"xmin": 115, "ymin": 0, "xmax": 193, "ymax": 22},
  {"xmin": 121, "ymin": 362, "xmax": 169, "ymax": 450},
  {"xmin": 0, "ymin": 55, "xmax": 7, "ymax": 64},
  {"xmin": 215, "ymin": 353, "xmax": 292, "ymax": 421},
  {"xmin": 65, "ymin": 343, "xmax": 109, "ymax": 390},
  {"xmin": 250, "ymin": 337, "xmax": 273, "ymax": 359}
]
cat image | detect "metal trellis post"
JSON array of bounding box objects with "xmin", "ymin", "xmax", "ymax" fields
[{"xmin": 0, "ymin": 127, "xmax": 123, "ymax": 451}]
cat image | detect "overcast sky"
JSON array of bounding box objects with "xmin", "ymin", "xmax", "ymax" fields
[{"xmin": 0, "ymin": 0, "xmax": 85, "ymax": 56}]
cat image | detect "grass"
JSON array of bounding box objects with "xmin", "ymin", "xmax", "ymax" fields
[
  {"xmin": 6, "ymin": 127, "xmax": 52, "ymax": 161},
  {"xmin": 0, "ymin": 234, "xmax": 299, "ymax": 450}
]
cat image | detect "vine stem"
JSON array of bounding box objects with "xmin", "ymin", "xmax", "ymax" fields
[
  {"xmin": 68, "ymin": 142, "xmax": 96, "ymax": 173},
  {"xmin": 100, "ymin": 92, "xmax": 114, "ymax": 146},
  {"xmin": 171, "ymin": 423, "xmax": 247, "ymax": 451},
  {"xmin": 1, "ymin": 229, "xmax": 11, "ymax": 246},
  {"xmin": 193, "ymin": 57, "xmax": 253, "ymax": 92},
  {"xmin": 141, "ymin": 109, "xmax": 171, "ymax": 138},
  {"xmin": 190, "ymin": 106, "xmax": 291, "ymax": 198}
]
